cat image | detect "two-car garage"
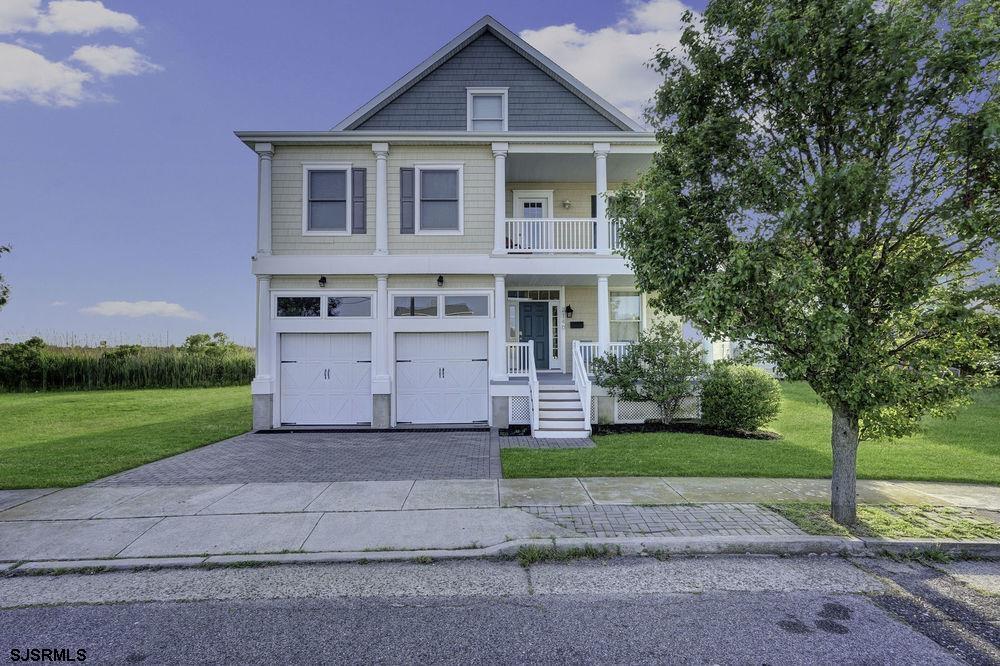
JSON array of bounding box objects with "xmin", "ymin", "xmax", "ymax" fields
[{"xmin": 279, "ymin": 332, "xmax": 489, "ymax": 426}]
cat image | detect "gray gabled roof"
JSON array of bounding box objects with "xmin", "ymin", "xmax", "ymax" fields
[{"xmin": 333, "ymin": 15, "xmax": 643, "ymax": 132}]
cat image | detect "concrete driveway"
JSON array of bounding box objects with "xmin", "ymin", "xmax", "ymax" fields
[{"xmin": 89, "ymin": 430, "xmax": 501, "ymax": 485}]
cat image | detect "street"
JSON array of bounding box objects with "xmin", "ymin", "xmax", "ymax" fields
[{"xmin": 2, "ymin": 555, "xmax": 998, "ymax": 664}]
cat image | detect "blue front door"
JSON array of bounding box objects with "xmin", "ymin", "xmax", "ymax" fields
[{"xmin": 518, "ymin": 302, "xmax": 550, "ymax": 370}]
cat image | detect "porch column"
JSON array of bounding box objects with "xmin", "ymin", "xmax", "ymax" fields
[
  {"xmin": 492, "ymin": 142, "xmax": 508, "ymax": 254},
  {"xmin": 492, "ymin": 274, "xmax": 507, "ymax": 381},
  {"xmin": 594, "ymin": 142, "xmax": 610, "ymax": 255},
  {"xmin": 255, "ymin": 143, "xmax": 273, "ymax": 256},
  {"xmin": 373, "ymin": 274, "xmax": 391, "ymax": 394},
  {"xmin": 372, "ymin": 143, "xmax": 389, "ymax": 255},
  {"xmin": 597, "ymin": 274, "xmax": 611, "ymax": 356},
  {"xmin": 251, "ymin": 275, "xmax": 273, "ymax": 395}
]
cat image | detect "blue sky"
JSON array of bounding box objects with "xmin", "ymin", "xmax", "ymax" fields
[{"xmin": 0, "ymin": 0, "xmax": 699, "ymax": 346}]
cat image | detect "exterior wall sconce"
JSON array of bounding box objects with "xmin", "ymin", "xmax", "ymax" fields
[
  {"xmin": 564, "ymin": 305, "xmax": 574, "ymax": 319},
  {"xmin": 436, "ymin": 275, "xmax": 444, "ymax": 287},
  {"xmin": 561, "ymin": 200, "xmax": 572, "ymax": 209},
  {"xmin": 318, "ymin": 276, "xmax": 327, "ymax": 288}
]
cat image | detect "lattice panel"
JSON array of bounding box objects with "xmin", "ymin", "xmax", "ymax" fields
[
  {"xmin": 591, "ymin": 396, "xmax": 599, "ymax": 424},
  {"xmin": 509, "ymin": 396, "xmax": 531, "ymax": 424},
  {"xmin": 615, "ymin": 395, "xmax": 700, "ymax": 423}
]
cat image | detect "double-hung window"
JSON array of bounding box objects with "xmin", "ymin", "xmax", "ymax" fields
[
  {"xmin": 303, "ymin": 164, "xmax": 350, "ymax": 234},
  {"xmin": 415, "ymin": 165, "xmax": 462, "ymax": 233},
  {"xmin": 610, "ymin": 292, "xmax": 642, "ymax": 342},
  {"xmin": 466, "ymin": 88, "xmax": 508, "ymax": 131}
]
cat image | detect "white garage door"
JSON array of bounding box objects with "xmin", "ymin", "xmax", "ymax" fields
[
  {"xmin": 396, "ymin": 332, "xmax": 489, "ymax": 424},
  {"xmin": 280, "ymin": 333, "xmax": 372, "ymax": 425}
]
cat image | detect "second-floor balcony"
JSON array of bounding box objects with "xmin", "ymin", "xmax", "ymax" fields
[{"xmin": 503, "ymin": 218, "xmax": 623, "ymax": 254}]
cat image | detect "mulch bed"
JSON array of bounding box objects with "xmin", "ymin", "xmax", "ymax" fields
[{"xmin": 591, "ymin": 420, "xmax": 782, "ymax": 440}]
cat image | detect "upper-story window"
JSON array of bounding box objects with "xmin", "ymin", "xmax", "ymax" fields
[
  {"xmin": 302, "ymin": 163, "xmax": 351, "ymax": 235},
  {"xmin": 415, "ymin": 165, "xmax": 463, "ymax": 234},
  {"xmin": 466, "ymin": 87, "xmax": 508, "ymax": 131}
]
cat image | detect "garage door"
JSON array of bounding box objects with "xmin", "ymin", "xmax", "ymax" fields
[
  {"xmin": 396, "ymin": 332, "xmax": 489, "ymax": 424},
  {"xmin": 280, "ymin": 333, "xmax": 372, "ymax": 425}
]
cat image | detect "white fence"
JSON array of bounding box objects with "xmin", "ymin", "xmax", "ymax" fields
[{"xmin": 505, "ymin": 342, "xmax": 532, "ymax": 376}]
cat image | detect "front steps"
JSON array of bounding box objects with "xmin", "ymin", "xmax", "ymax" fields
[{"xmin": 534, "ymin": 386, "xmax": 591, "ymax": 438}]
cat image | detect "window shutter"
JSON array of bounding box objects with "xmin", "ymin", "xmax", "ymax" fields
[
  {"xmin": 400, "ymin": 167, "xmax": 415, "ymax": 234},
  {"xmin": 590, "ymin": 194, "xmax": 597, "ymax": 218},
  {"xmin": 351, "ymin": 168, "xmax": 367, "ymax": 234}
]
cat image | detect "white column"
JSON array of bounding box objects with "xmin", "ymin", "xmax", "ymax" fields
[
  {"xmin": 594, "ymin": 142, "xmax": 610, "ymax": 255},
  {"xmin": 372, "ymin": 143, "xmax": 389, "ymax": 255},
  {"xmin": 251, "ymin": 275, "xmax": 273, "ymax": 394},
  {"xmin": 597, "ymin": 274, "xmax": 611, "ymax": 356},
  {"xmin": 255, "ymin": 143, "xmax": 274, "ymax": 256},
  {"xmin": 492, "ymin": 142, "xmax": 508, "ymax": 254},
  {"xmin": 492, "ymin": 274, "xmax": 507, "ymax": 380},
  {"xmin": 373, "ymin": 274, "xmax": 391, "ymax": 394}
]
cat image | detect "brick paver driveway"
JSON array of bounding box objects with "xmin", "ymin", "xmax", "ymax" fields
[{"xmin": 91, "ymin": 430, "xmax": 500, "ymax": 485}]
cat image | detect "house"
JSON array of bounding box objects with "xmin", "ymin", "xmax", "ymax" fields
[{"xmin": 236, "ymin": 15, "xmax": 673, "ymax": 437}]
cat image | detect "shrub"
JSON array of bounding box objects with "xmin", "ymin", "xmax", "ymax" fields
[
  {"xmin": 701, "ymin": 363, "xmax": 781, "ymax": 431},
  {"xmin": 592, "ymin": 322, "xmax": 707, "ymax": 423}
]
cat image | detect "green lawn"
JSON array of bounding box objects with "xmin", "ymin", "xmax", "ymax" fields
[
  {"xmin": 0, "ymin": 387, "xmax": 251, "ymax": 489},
  {"xmin": 502, "ymin": 382, "xmax": 1000, "ymax": 484}
]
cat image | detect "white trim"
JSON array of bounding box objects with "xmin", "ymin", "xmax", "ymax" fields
[
  {"xmin": 253, "ymin": 253, "xmax": 632, "ymax": 276},
  {"xmin": 237, "ymin": 131, "xmax": 657, "ymax": 147},
  {"xmin": 506, "ymin": 286, "xmax": 565, "ymax": 372},
  {"xmin": 330, "ymin": 16, "xmax": 642, "ymax": 132},
  {"xmin": 301, "ymin": 163, "xmax": 352, "ymax": 236},
  {"xmin": 511, "ymin": 189, "xmax": 554, "ymax": 218},
  {"xmin": 466, "ymin": 87, "xmax": 509, "ymax": 132},
  {"xmin": 272, "ymin": 290, "xmax": 376, "ymax": 319},
  {"xmin": 414, "ymin": 163, "xmax": 464, "ymax": 235}
]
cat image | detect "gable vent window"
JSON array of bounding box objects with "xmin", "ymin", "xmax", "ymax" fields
[{"xmin": 467, "ymin": 87, "xmax": 508, "ymax": 131}]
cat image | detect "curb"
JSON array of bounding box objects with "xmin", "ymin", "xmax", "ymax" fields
[{"xmin": 5, "ymin": 535, "xmax": 998, "ymax": 574}]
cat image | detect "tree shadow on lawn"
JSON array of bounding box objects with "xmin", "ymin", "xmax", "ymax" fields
[{"xmin": 0, "ymin": 407, "xmax": 251, "ymax": 489}]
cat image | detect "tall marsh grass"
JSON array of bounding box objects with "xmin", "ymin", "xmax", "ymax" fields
[{"xmin": 0, "ymin": 338, "xmax": 254, "ymax": 392}]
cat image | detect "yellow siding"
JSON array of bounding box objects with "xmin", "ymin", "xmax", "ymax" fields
[
  {"xmin": 504, "ymin": 181, "xmax": 624, "ymax": 218},
  {"xmin": 388, "ymin": 274, "xmax": 494, "ymax": 289},
  {"xmin": 270, "ymin": 275, "xmax": 377, "ymax": 290}
]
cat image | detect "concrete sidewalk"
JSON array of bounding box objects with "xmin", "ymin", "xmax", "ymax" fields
[{"xmin": 1, "ymin": 477, "xmax": 998, "ymax": 567}]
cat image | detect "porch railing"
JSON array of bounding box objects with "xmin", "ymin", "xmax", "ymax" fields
[
  {"xmin": 506, "ymin": 341, "xmax": 532, "ymax": 377},
  {"xmin": 577, "ymin": 341, "xmax": 634, "ymax": 375},
  {"xmin": 571, "ymin": 341, "xmax": 592, "ymax": 433},
  {"xmin": 527, "ymin": 344, "xmax": 540, "ymax": 434},
  {"xmin": 504, "ymin": 218, "xmax": 622, "ymax": 254}
]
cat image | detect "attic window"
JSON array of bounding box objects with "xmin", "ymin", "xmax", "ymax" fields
[{"xmin": 467, "ymin": 87, "xmax": 508, "ymax": 131}]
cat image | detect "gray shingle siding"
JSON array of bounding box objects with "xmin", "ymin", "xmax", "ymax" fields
[{"xmin": 352, "ymin": 32, "xmax": 622, "ymax": 131}]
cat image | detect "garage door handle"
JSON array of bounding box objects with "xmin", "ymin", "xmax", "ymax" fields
[{"xmin": 356, "ymin": 360, "xmax": 371, "ymax": 363}]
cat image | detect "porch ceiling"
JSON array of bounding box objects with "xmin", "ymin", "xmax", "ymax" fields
[{"xmin": 506, "ymin": 153, "xmax": 651, "ymax": 183}]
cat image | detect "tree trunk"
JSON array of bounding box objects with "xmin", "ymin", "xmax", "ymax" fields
[{"xmin": 830, "ymin": 408, "xmax": 860, "ymax": 525}]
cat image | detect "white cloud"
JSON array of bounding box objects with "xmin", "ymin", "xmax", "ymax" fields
[
  {"xmin": 71, "ymin": 44, "xmax": 159, "ymax": 76},
  {"xmin": 0, "ymin": 0, "xmax": 139, "ymax": 35},
  {"xmin": 81, "ymin": 300, "xmax": 203, "ymax": 320},
  {"xmin": 520, "ymin": 0, "xmax": 695, "ymax": 124},
  {"xmin": 50, "ymin": 300, "xmax": 68, "ymax": 306},
  {"xmin": 0, "ymin": 42, "xmax": 90, "ymax": 106}
]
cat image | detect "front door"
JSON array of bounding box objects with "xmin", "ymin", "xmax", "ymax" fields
[{"xmin": 518, "ymin": 302, "xmax": 550, "ymax": 370}]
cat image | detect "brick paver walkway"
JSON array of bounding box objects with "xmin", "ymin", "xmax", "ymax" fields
[
  {"xmin": 91, "ymin": 430, "xmax": 501, "ymax": 485},
  {"xmin": 525, "ymin": 504, "xmax": 806, "ymax": 537},
  {"xmin": 496, "ymin": 432, "xmax": 595, "ymax": 449}
]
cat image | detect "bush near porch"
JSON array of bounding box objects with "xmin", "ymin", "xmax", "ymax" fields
[{"xmin": 501, "ymin": 382, "xmax": 1000, "ymax": 485}]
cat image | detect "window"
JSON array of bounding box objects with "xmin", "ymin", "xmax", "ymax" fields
[
  {"xmin": 277, "ymin": 297, "xmax": 321, "ymax": 317},
  {"xmin": 466, "ymin": 87, "xmax": 508, "ymax": 131},
  {"xmin": 444, "ymin": 295, "xmax": 488, "ymax": 317},
  {"xmin": 328, "ymin": 296, "xmax": 371, "ymax": 317},
  {"xmin": 303, "ymin": 164, "xmax": 350, "ymax": 234},
  {"xmin": 610, "ymin": 292, "xmax": 642, "ymax": 341},
  {"xmin": 394, "ymin": 296, "xmax": 438, "ymax": 317},
  {"xmin": 416, "ymin": 166, "xmax": 462, "ymax": 233}
]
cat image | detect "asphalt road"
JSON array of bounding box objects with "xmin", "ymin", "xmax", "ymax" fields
[{"xmin": 1, "ymin": 556, "xmax": 996, "ymax": 665}]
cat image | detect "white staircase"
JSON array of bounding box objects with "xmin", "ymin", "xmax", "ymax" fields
[{"xmin": 534, "ymin": 385, "xmax": 590, "ymax": 438}]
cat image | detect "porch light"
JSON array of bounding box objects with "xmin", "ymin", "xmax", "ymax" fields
[
  {"xmin": 561, "ymin": 199, "xmax": 572, "ymax": 209},
  {"xmin": 318, "ymin": 276, "xmax": 327, "ymax": 288},
  {"xmin": 436, "ymin": 275, "xmax": 444, "ymax": 287},
  {"xmin": 565, "ymin": 305, "xmax": 574, "ymax": 319}
]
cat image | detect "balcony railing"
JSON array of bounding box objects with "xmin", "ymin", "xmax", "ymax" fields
[{"xmin": 503, "ymin": 218, "xmax": 623, "ymax": 254}]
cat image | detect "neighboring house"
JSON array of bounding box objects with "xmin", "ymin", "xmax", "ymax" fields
[{"xmin": 237, "ymin": 15, "xmax": 671, "ymax": 437}]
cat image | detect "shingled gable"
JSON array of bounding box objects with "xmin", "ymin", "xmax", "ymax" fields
[{"xmin": 334, "ymin": 16, "xmax": 641, "ymax": 132}]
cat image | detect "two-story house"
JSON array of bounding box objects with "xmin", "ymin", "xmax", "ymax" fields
[{"xmin": 237, "ymin": 15, "xmax": 667, "ymax": 437}]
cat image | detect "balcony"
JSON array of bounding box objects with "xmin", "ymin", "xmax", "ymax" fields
[{"xmin": 502, "ymin": 218, "xmax": 623, "ymax": 255}]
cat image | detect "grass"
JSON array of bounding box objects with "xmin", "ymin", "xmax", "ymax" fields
[
  {"xmin": 501, "ymin": 382, "xmax": 1000, "ymax": 485},
  {"xmin": 766, "ymin": 502, "xmax": 1000, "ymax": 541},
  {"xmin": 0, "ymin": 386, "xmax": 251, "ymax": 489},
  {"xmin": 506, "ymin": 543, "xmax": 622, "ymax": 567}
]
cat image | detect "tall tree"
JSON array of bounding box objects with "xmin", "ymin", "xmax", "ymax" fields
[
  {"xmin": 0, "ymin": 245, "xmax": 9, "ymax": 310},
  {"xmin": 612, "ymin": 0, "xmax": 999, "ymax": 523}
]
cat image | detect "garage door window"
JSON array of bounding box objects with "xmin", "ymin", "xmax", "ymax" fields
[
  {"xmin": 394, "ymin": 296, "xmax": 438, "ymax": 317},
  {"xmin": 276, "ymin": 297, "xmax": 321, "ymax": 317},
  {"xmin": 444, "ymin": 295, "xmax": 488, "ymax": 317},
  {"xmin": 328, "ymin": 296, "xmax": 372, "ymax": 317}
]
